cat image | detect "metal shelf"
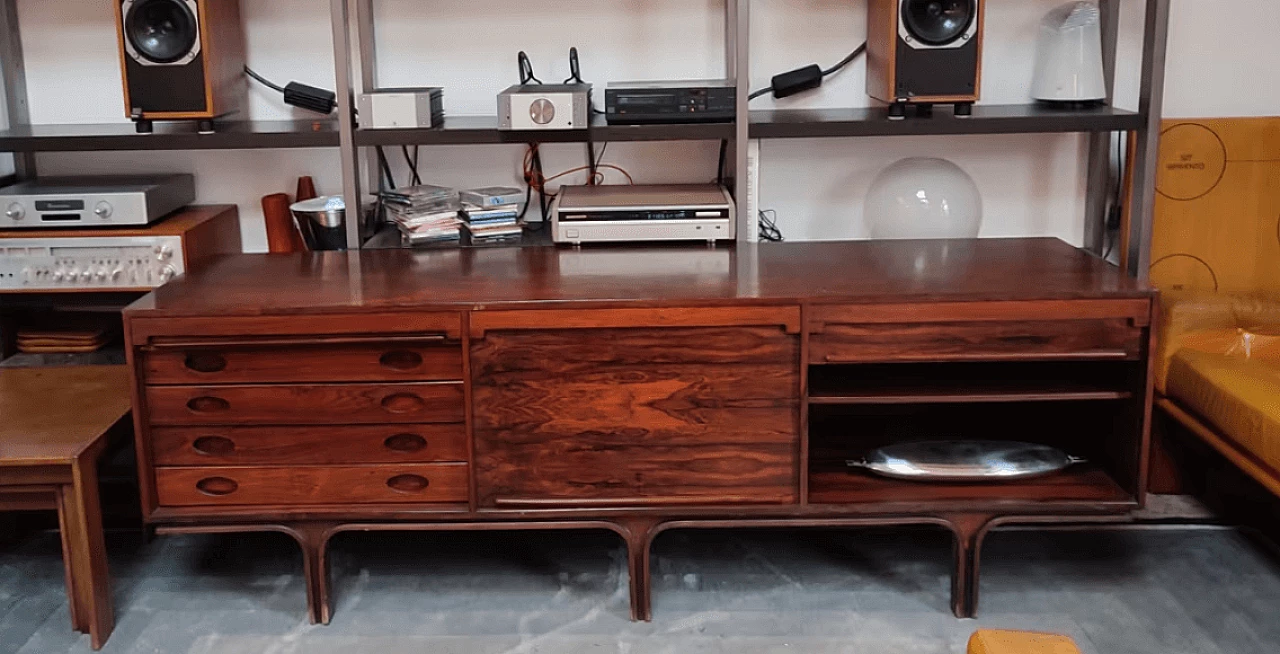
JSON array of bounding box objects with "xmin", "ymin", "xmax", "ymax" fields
[
  {"xmin": 355, "ymin": 114, "xmax": 734, "ymax": 147},
  {"xmin": 0, "ymin": 120, "xmax": 340, "ymax": 152},
  {"xmin": 751, "ymin": 104, "xmax": 1144, "ymax": 139}
]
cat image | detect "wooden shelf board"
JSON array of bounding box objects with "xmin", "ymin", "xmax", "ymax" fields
[
  {"xmin": 355, "ymin": 114, "xmax": 733, "ymax": 146},
  {"xmin": 807, "ymin": 463, "xmax": 1134, "ymax": 507},
  {"xmin": 808, "ymin": 382, "xmax": 1133, "ymax": 405},
  {"xmin": 0, "ymin": 120, "xmax": 340, "ymax": 152},
  {"xmin": 751, "ymin": 104, "xmax": 1144, "ymax": 139}
]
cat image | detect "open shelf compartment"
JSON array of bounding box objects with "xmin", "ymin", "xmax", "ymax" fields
[{"xmin": 803, "ymin": 389, "xmax": 1146, "ymax": 511}]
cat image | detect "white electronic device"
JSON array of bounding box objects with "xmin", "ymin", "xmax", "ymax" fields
[
  {"xmin": 0, "ymin": 175, "xmax": 195, "ymax": 229},
  {"xmin": 498, "ymin": 83, "xmax": 591, "ymax": 130},
  {"xmin": 551, "ymin": 184, "xmax": 736, "ymax": 245},
  {"xmin": 1031, "ymin": 2, "xmax": 1107, "ymax": 104},
  {"xmin": 358, "ymin": 87, "xmax": 444, "ymax": 129},
  {"xmin": 0, "ymin": 235, "xmax": 187, "ymax": 290}
]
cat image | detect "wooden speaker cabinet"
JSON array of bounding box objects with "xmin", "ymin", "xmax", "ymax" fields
[
  {"xmin": 114, "ymin": 0, "xmax": 246, "ymax": 134},
  {"xmin": 867, "ymin": 0, "xmax": 983, "ymax": 117}
]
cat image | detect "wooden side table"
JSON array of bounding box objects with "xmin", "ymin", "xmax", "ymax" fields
[{"xmin": 0, "ymin": 366, "xmax": 131, "ymax": 650}]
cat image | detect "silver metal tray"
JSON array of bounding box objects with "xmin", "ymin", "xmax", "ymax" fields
[{"xmin": 846, "ymin": 441, "xmax": 1083, "ymax": 482}]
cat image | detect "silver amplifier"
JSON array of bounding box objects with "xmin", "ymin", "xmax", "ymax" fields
[
  {"xmin": 0, "ymin": 174, "xmax": 195, "ymax": 229},
  {"xmin": 0, "ymin": 235, "xmax": 185, "ymax": 290}
]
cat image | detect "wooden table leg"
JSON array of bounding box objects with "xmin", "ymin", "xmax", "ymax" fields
[
  {"xmin": 947, "ymin": 514, "xmax": 994, "ymax": 619},
  {"xmin": 616, "ymin": 517, "xmax": 662, "ymax": 622},
  {"xmin": 56, "ymin": 457, "xmax": 114, "ymax": 650},
  {"xmin": 288, "ymin": 522, "xmax": 336, "ymax": 626}
]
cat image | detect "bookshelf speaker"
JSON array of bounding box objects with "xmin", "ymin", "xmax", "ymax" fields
[
  {"xmin": 866, "ymin": 0, "xmax": 983, "ymax": 117},
  {"xmin": 115, "ymin": 0, "xmax": 246, "ymax": 133}
]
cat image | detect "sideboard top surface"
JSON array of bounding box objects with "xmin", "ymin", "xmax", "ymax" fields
[{"xmin": 125, "ymin": 237, "xmax": 1152, "ymax": 317}]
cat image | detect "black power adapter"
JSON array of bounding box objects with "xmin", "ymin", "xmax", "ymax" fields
[
  {"xmin": 770, "ymin": 64, "xmax": 824, "ymax": 99},
  {"xmin": 283, "ymin": 82, "xmax": 336, "ymax": 115}
]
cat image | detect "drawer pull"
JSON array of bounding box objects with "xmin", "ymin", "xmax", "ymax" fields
[
  {"xmin": 192, "ymin": 436, "xmax": 236, "ymax": 456},
  {"xmin": 379, "ymin": 350, "xmax": 425, "ymax": 371},
  {"xmin": 183, "ymin": 352, "xmax": 228, "ymax": 373},
  {"xmin": 187, "ymin": 396, "xmax": 230, "ymax": 413},
  {"xmin": 386, "ymin": 474, "xmax": 430, "ymax": 493},
  {"xmin": 195, "ymin": 477, "xmax": 239, "ymax": 496},
  {"xmin": 384, "ymin": 433, "xmax": 428, "ymax": 453},
  {"xmin": 380, "ymin": 393, "xmax": 426, "ymax": 414}
]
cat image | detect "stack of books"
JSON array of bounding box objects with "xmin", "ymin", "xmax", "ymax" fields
[
  {"xmin": 461, "ymin": 203, "xmax": 523, "ymax": 243},
  {"xmin": 381, "ymin": 184, "xmax": 462, "ymax": 245}
]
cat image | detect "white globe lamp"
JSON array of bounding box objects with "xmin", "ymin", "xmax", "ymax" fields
[{"xmin": 865, "ymin": 157, "xmax": 983, "ymax": 239}]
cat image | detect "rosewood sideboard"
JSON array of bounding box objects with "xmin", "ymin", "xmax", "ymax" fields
[{"xmin": 122, "ymin": 237, "xmax": 1156, "ymax": 623}]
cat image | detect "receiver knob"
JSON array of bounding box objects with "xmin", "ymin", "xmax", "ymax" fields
[
  {"xmin": 159, "ymin": 265, "xmax": 176, "ymax": 283},
  {"xmin": 157, "ymin": 245, "xmax": 174, "ymax": 261},
  {"xmin": 529, "ymin": 98, "xmax": 556, "ymax": 125},
  {"xmin": 110, "ymin": 268, "xmax": 123, "ymax": 281},
  {"xmin": 51, "ymin": 270, "xmax": 64, "ymax": 282},
  {"xmin": 80, "ymin": 270, "xmax": 92, "ymax": 282},
  {"xmin": 94, "ymin": 201, "xmax": 113, "ymax": 218},
  {"xmin": 4, "ymin": 203, "xmax": 23, "ymax": 220}
]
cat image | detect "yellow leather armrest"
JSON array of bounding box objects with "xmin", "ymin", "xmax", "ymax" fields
[
  {"xmin": 1156, "ymin": 291, "xmax": 1280, "ymax": 393},
  {"xmin": 967, "ymin": 629, "xmax": 1083, "ymax": 654}
]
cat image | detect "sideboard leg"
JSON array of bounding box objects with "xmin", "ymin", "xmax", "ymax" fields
[
  {"xmin": 616, "ymin": 517, "xmax": 662, "ymax": 622},
  {"xmin": 947, "ymin": 514, "xmax": 994, "ymax": 619},
  {"xmin": 288, "ymin": 522, "xmax": 338, "ymax": 625}
]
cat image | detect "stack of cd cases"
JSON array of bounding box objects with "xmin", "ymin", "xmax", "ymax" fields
[{"xmin": 381, "ymin": 184, "xmax": 461, "ymax": 245}]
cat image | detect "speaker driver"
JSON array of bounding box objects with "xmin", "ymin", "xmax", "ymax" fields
[
  {"xmin": 901, "ymin": 0, "xmax": 975, "ymax": 46},
  {"xmin": 124, "ymin": 0, "xmax": 199, "ymax": 65}
]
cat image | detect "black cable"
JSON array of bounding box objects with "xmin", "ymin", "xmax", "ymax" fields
[
  {"xmin": 716, "ymin": 140, "xmax": 728, "ymax": 186},
  {"xmin": 401, "ymin": 145, "xmax": 421, "ymax": 186},
  {"xmin": 821, "ymin": 43, "xmax": 867, "ymax": 76},
  {"xmin": 565, "ymin": 47, "xmax": 585, "ymax": 84},
  {"xmin": 244, "ymin": 66, "xmax": 285, "ymax": 94},
  {"xmin": 518, "ymin": 51, "xmax": 541, "ymax": 85},
  {"xmin": 758, "ymin": 210, "xmax": 784, "ymax": 242},
  {"xmin": 375, "ymin": 146, "xmax": 396, "ymax": 190},
  {"xmin": 748, "ymin": 42, "xmax": 867, "ymax": 101}
]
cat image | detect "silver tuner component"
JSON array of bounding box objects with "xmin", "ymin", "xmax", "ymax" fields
[
  {"xmin": 94, "ymin": 201, "xmax": 113, "ymax": 218},
  {"xmin": 4, "ymin": 203, "xmax": 24, "ymax": 220}
]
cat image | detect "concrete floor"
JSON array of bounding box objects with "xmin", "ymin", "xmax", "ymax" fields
[{"xmin": 2, "ymin": 525, "xmax": 1279, "ymax": 654}]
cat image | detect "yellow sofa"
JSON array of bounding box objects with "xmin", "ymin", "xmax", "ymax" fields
[
  {"xmin": 1155, "ymin": 291, "xmax": 1280, "ymax": 497},
  {"xmin": 967, "ymin": 629, "xmax": 1083, "ymax": 654}
]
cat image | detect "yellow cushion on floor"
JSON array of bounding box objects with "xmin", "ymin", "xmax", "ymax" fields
[
  {"xmin": 967, "ymin": 629, "xmax": 1082, "ymax": 654},
  {"xmin": 1166, "ymin": 349, "xmax": 1280, "ymax": 475}
]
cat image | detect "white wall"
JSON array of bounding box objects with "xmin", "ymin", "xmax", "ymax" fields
[{"xmin": 13, "ymin": 0, "xmax": 1275, "ymax": 251}]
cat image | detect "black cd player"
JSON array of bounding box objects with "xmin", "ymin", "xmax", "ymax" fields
[{"xmin": 605, "ymin": 79, "xmax": 736, "ymax": 125}]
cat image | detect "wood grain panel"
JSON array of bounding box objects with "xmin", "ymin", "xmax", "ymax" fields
[
  {"xmin": 155, "ymin": 463, "xmax": 468, "ymax": 506},
  {"xmin": 145, "ymin": 382, "xmax": 464, "ymax": 425},
  {"xmin": 150, "ymin": 424, "xmax": 468, "ymax": 466},
  {"xmin": 810, "ymin": 320, "xmax": 1142, "ymax": 363},
  {"xmin": 473, "ymin": 326, "xmax": 796, "ymax": 369},
  {"xmin": 143, "ymin": 341, "xmax": 463, "ymax": 384},
  {"xmin": 130, "ymin": 312, "xmax": 463, "ymax": 341},
  {"xmin": 473, "ymin": 327, "xmax": 800, "ymax": 507},
  {"xmin": 470, "ymin": 307, "xmax": 801, "ymax": 337}
]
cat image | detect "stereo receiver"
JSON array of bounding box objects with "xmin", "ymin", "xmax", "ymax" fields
[
  {"xmin": 551, "ymin": 184, "xmax": 735, "ymax": 244},
  {"xmin": 605, "ymin": 79, "xmax": 736, "ymax": 125}
]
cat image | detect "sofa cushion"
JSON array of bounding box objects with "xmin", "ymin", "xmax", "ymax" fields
[
  {"xmin": 1166, "ymin": 349, "xmax": 1280, "ymax": 477},
  {"xmin": 1156, "ymin": 291, "xmax": 1280, "ymax": 394},
  {"xmin": 967, "ymin": 629, "xmax": 1082, "ymax": 654}
]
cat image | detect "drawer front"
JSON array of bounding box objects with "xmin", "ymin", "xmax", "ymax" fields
[
  {"xmin": 154, "ymin": 463, "xmax": 468, "ymax": 506},
  {"xmin": 151, "ymin": 424, "xmax": 468, "ymax": 466},
  {"xmin": 145, "ymin": 382, "xmax": 465, "ymax": 425},
  {"xmin": 472, "ymin": 326, "xmax": 800, "ymax": 507},
  {"xmin": 143, "ymin": 340, "xmax": 464, "ymax": 384},
  {"xmin": 811, "ymin": 320, "xmax": 1143, "ymax": 363}
]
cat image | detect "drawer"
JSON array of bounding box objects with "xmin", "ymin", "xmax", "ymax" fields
[
  {"xmin": 150, "ymin": 424, "xmax": 468, "ymax": 466},
  {"xmin": 142, "ymin": 337, "xmax": 463, "ymax": 384},
  {"xmin": 145, "ymin": 382, "xmax": 465, "ymax": 425},
  {"xmin": 810, "ymin": 320, "xmax": 1144, "ymax": 363},
  {"xmin": 154, "ymin": 463, "xmax": 469, "ymax": 506}
]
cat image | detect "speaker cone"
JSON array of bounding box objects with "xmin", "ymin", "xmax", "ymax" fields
[
  {"xmin": 901, "ymin": 0, "xmax": 975, "ymax": 46},
  {"xmin": 125, "ymin": 0, "xmax": 198, "ymax": 64}
]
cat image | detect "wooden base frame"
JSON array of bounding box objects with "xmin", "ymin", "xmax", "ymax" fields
[{"xmin": 156, "ymin": 512, "xmax": 1128, "ymax": 624}]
